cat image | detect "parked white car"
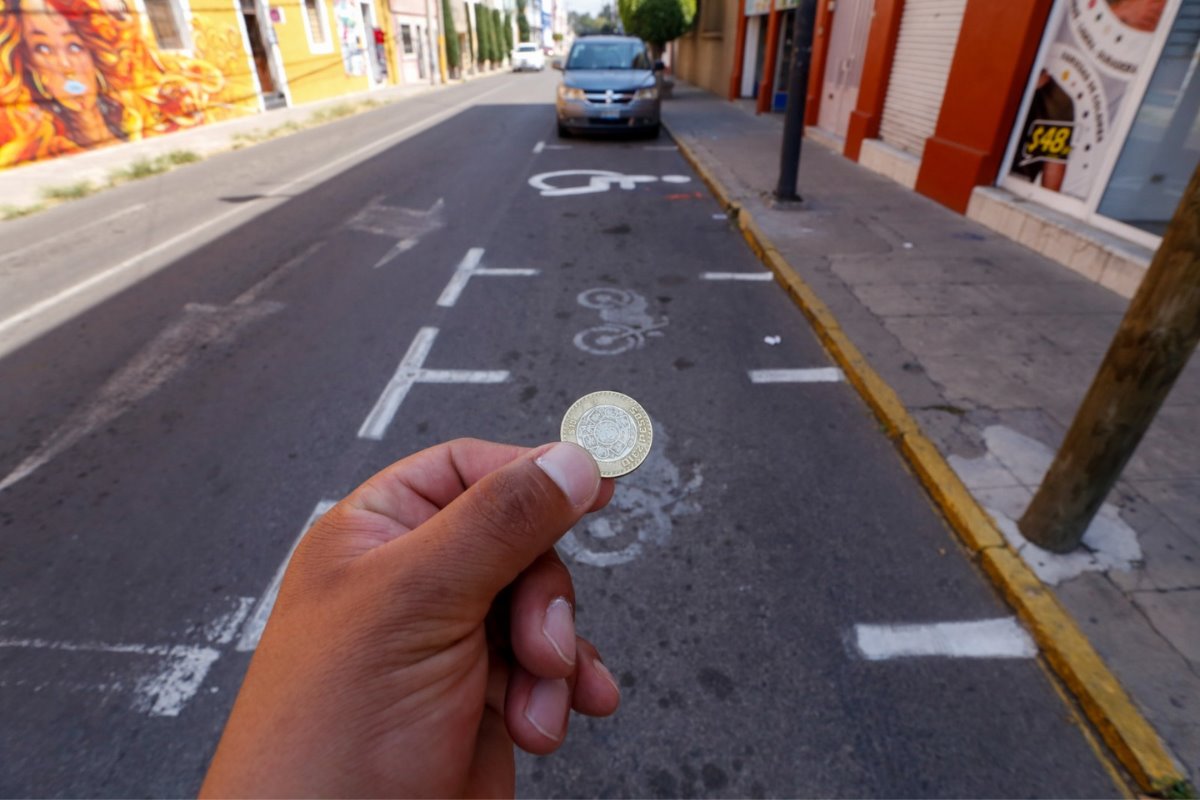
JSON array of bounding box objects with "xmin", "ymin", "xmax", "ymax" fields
[{"xmin": 512, "ymin": 42, "xmax": 545, "ymax": 71}]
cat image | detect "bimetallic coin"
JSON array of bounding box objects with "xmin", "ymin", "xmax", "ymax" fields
[{"xmin": 560, "ymin": 391, "xmax": 653, "ymax": 478}]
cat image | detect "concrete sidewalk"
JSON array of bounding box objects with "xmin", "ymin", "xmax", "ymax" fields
[
  {"xmin": 0, "ymin": 71, "xmax": 504, "ymax": 211},
  {"xmin": 663, "ymin": 82, "xmax": 1199, "ymax": 790}
]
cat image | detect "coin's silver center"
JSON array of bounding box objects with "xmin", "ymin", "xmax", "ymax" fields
[{"xmin": 576, "ymin": 404, "xmax": 638, "ymax": 462}]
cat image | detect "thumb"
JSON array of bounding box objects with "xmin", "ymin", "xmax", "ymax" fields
[{"xmin": 403, "ymin": 442, "xmax": 600, "ymax": 614}]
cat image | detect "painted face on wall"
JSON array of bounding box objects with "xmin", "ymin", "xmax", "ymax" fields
[{"xmin": 19, "ymin": 0, "xmax": 99, "ymax": 113}]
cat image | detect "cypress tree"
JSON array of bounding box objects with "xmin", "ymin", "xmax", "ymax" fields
[{"xmin": 442, "ymin": 0, "xmax": 460, "ymax": 73}]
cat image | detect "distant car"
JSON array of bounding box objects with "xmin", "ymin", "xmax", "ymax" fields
[
  {"xmin": 554, "ymin": 35, "xmax": 663, "ymax": 138},
  {"xmin": 512, "ymin": 42, "xmax": 545, "ymax": 71}
]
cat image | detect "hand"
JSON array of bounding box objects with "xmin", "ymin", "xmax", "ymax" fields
[{"xmin": 200, "ymin": 440, "xmax": 621, "ymax": 798}]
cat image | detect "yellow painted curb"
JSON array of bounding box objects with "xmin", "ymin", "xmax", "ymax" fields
[{"xmin": 665, "ymin": 123, "xmax": 1189, "ymax": 797}]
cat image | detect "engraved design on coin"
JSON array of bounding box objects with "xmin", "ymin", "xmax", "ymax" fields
[{"xmin": 576, "ymin": 404, "xmax": 637, "ymax": 462}]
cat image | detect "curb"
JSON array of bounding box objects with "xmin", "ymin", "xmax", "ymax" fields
[{"xmin": 665, "ymin": 122, "xmax": 1190, "ymax": 798}]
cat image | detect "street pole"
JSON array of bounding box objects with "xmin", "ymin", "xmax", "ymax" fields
[
  {"xmin": 774, "ymin": 0, "xmax": 817, "ymax": 202},
  {"xmin": 1018, "ymin": 162, "xmax": 1200, "ymax": 552}
]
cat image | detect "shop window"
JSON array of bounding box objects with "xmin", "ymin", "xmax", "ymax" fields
[
  {"xmin": 144, "ymin": 0, "xmax": 187, "ymax": 50},
  {"xmin": 302, "ymin": 0, "xmax": 332, "ymax": 52},
  {"xmin": 1097, "ymin": 0, "xmax": 1200, "ymax": 236},
  {"xmin": 401, "ymin": 23, "xmax": 414, "ymax": 54}
]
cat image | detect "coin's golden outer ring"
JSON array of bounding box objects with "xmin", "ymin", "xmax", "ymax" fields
[{"xmin": 560, "ymin": 391, "xmax": 653, "ymax": 478}]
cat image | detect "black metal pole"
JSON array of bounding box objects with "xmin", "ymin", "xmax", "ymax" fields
[{"xmin": 775, "ymin": 0, "xmax": 817, "ymax": 202}]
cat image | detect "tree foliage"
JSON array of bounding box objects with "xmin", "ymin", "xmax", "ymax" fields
[
  {"xmin": 515, "ymin": 0, "xmax": 531, "ymax": 41},
  {"xmin": 503, "ymin": 10, "xmax": 514, "ymax": 55},
  {"xmin": 475, "ymin": 6, "xmax": 492, "ymax": 63},
  {"xmin": 569, "ymin": 2, "xmax": 619, "ymax": 35},
  {"xmin": 442, "ymin": 0, "xmax": 460, "ymax": 71},
  {"xmin": 490, "ymin": 8, "xmax": 504, "ymax": 64},
  {"xmin": 617, "ymin": 0, "xmax": 694, "ymax": 52}
]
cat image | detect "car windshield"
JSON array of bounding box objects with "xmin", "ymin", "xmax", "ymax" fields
[{"xmin": 565, "ymin": 41, "xmax": 650, "ymax": 70}]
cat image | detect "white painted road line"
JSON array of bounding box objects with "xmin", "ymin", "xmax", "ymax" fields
[
  {"xmin": 702, "ymin": 271, "xmax": 773, "ymax": 281},
  {"xmin": 853, "ymin": 618, "xmax": 1037, "ymax": 660},
  {"xmin": 0, "ymin": 203, "xmax": 147, "ymax": 266},
  {"xmin": 236, "ymin": 500, "xmax": 337, "ymax": 652},
  {"xmin": 533, "ymin": 140, "xmax": 546, "ymax": 154},
  {"xmin": 358, "ymin": 326, "xmax": 508, "ymax": 440},
  {"xmin": 748, "ymin": 368, "xmax": 845, "ymax": 383},
  {"xmin": 0, "ymin": 82, "xmax": 508, "ymax": 345},
  {"xmin": 0, "ymin": 637, "xmax": 221, "ymax": 716},
  {"xmin": 437, "ymin": 247, "xmax": 538, "ymax": 307}
]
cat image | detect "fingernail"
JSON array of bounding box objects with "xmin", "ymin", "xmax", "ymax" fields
[
  {"xmin": 542, "ymin": 597, "xmax": 576, "ymax": 666},
  {"xmin": 524, "ymin": 677, "xmax": 569, "ymax": 742},
  {"xmin": 594, "ymin": 659, "xmax": 621, "ymax": 696},
  {"xmin": 535, "ymin": 442, "xmax": 599, "ymax": 508}
]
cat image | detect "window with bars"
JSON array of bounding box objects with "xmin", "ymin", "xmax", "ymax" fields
[
  {"xmin": 303, "ymin": 0, "xmax": 330, "ymax": 49},
  {"xmin": 145, "ymin": 0, "xmax": 185, "ymax": 49},
  {"xmin": 400, "ymin": 24, "xmax": 414, "ymax": 53}
]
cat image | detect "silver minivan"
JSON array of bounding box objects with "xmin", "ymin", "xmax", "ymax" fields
[{"xmin": 554, "ymin": 36, "xmax": 663, "ymax": 138}]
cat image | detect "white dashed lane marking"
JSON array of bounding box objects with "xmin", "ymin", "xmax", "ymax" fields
[
  {"xmin": 853, "ymin": 618, "xmax": 1037, "ymax": 660},
  {"xmin": 748, "ymin": 368, "xmax": 845, "ymax": 383}
]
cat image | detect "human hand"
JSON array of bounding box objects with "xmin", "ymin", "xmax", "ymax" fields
[{"xmin": 200, "ymin": 440, "xmax": 621, "ymax": 798}]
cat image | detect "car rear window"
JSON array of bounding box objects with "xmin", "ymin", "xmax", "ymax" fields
[{"xmin": 517, "ymin": 43, "xmax": 537, "ymax": 51}]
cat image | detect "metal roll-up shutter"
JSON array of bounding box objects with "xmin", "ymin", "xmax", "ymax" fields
[{"xmin": 878, "ymin": 0, "xmax": 967, "ymax": 157}]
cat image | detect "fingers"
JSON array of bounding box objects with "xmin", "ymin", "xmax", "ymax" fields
[
  {"xmin": 504, "ymin": 636, "xmax": 621, "ymax": 755},
  {"xmin": 509, "ymin": 550, "xmax": 576, "ymax": 680},
  {"xmin": 505, "ymin": 664, "xmax": 570, "ymax": 755},
  {"xmin": 393, "ymin": 442, "xmax": 602, "ymax": 616},
  {"xmin": 571, "ymin": 637, "xmax": 621, "ymax": 718}
]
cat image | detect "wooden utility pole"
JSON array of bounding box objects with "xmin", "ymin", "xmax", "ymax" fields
[{"xmin": 1019, "ymin": 163, "xmax": 1200, "ymax": 552}]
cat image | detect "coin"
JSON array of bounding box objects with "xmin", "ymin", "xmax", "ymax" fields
[{"xmin": 560, "ymin": 391, "xmax": 653, "ymax": 478}]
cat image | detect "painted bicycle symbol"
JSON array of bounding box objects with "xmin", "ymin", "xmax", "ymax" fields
[
  {"xmin": 529, "ymin": 169, "xmax": 691, "ymax": 197},
  {"xmin": 573, "ymin": 287, "xmax": 668, "ymax": 356}
]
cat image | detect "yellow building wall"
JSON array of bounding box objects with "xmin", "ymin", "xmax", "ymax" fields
[
  {"xmin": 270, "ymin": 0, "xmax": 371, "ymax": 105},
  {"xmin": 0, "ymin": 0, "xmax": 259, "ymax": 169}
]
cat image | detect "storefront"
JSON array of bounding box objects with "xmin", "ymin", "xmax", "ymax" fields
[
  {"xmin": 1001, "ymin": 0, "xmax": 1200, "ymax": 249},
  {"xmin": 814, "ymin": 0, "xmax": 873, "ymax": 140},
  {"xmin": 738, "ymin": 0, "xmax": 798, "ymax": 110}
]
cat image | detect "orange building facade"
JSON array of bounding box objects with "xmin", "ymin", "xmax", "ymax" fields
[{"xmin": 677, "ymin": 0, "xmax": 1199, "ymax": 261}]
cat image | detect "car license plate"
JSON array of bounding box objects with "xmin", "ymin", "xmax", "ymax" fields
[{"xmin": 600, "ymin": 108, "xmax": 621, "ymax": 120}]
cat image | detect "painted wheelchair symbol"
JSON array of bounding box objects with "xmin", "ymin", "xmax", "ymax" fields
[
  {"xmin": 529, "ymin": 169, "xmax": 691, "ymax": 197},
  {"xmin": 573, "ymin": 287, "xmax": 668, "ymax": 356}
]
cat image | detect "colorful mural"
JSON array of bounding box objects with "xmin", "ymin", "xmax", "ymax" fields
[{"xmin": 0, "ymin": 0, "xmax": 259, "ymax": 168}]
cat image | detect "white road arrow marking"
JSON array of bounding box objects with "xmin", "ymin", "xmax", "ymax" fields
[
  {"xmin": 0, "ymin": 243, "xmax": 322, "ymax": 492},
  {"xmin": 358, "ymin": 327, "xmax": 508, "ymax": 440},
  {"xmin": 344, "ymin": 196, "xmax": 445, "ymax": 267}
]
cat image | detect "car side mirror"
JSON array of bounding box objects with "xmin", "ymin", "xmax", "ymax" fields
[
  {"xmin": 552, "ymin": 58, "xmax": 564, "ymax": 70},
  {"xmin": 653, "ymin": 60, "xmax": 665, "ymax": 72}
]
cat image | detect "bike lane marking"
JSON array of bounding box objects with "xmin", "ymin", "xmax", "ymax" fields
[
  {"xmin": 749, "ymin": 368, "xmax": 845, "ymax": 383},
  {"xmin": 437, "ymin": 247, "xmax": 539, "ymax": 308},
  {"xmin": 358, "ymin": 326, "xmax": 509, "ymax": 440},
  {"xmin": 853, "ymin": 618, "xmax": 1037, "ymax": 660}
]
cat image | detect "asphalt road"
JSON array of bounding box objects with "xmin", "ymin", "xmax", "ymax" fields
[{"xmin": 0, "ymin": 71, "xmax": 1124, "ymax": 797}]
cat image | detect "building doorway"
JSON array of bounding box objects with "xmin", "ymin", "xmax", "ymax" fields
[
  {"xmin": 241, "ymin": 0, "xmax": 287, "ymax": 108},
  {"xmin": 817, "ymin": 0, "xmax": 873, "ymax": 138}
]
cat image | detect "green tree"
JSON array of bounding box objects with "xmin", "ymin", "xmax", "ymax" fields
[
  {"xmin": 475, "ymin": 5, "xmax": 491, "ymax": 64},
  {"xmin": 503, "ymin": 10, "xmax": 514, "ymax": 56},
  {"xmin": 464, "ymin": 1, "xmax": 476, "ymax": 67},
  {"xmin": 442, "ymin": 0, "xmax": 460, "ymax": 72},
  {"xmin": 516, "ymin": 0, "xmax": 531, "ymax": 41},
  {"xmin": 491, "ymin": 8, "xmax": 504, "ymax": 65},
  {"xmin": 618, "ymin": 0, "xmax": 694, "ymax": 57}
]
